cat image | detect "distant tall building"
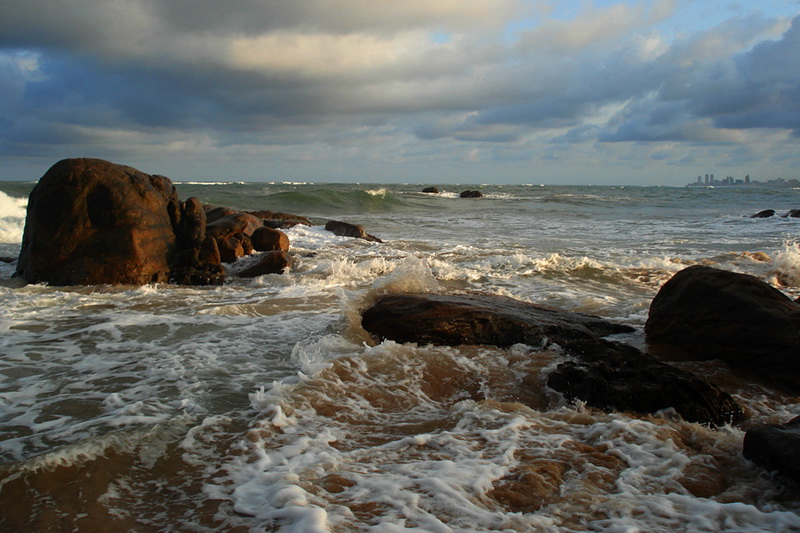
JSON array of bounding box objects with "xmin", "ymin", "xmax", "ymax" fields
[
  {"xmin": 705, "ymin": 174, "xmax": 709, "ymax": 184},
  {"xmin": 745, "ymin": 174, "xmax": 750, "ymax": 184}
]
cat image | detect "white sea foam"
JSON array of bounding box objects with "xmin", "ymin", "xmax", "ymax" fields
[
  {"xmin": 227, "ymin": 337, "xmax": 800, "ymax": 533},
  {"xmin": 0, "ymin": 191, "xmax": 26, "ymax": 244}
]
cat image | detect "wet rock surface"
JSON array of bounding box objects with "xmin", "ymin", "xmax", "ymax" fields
[
  {"xmin": 743, "ymin": 416, "xmax": 800, "ymax": 483},
  {"xmin": 361, "ymin": 292, "xmax": 742, "ymax": 425},
  {"xmin": 16, "ymin": 158, "xmax": 182, "ymax": 285},
  {"xmin": 645, "ymin": 265, "xmax": 800, "ymax": 392}
]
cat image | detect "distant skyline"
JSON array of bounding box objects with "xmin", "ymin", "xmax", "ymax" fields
[{"xmin": 1, "ymin": 1, "xmax": 799, "ymax": 185}]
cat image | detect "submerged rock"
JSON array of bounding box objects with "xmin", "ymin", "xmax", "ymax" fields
[
  {"xmin": 645, "ymin": 265, "xmax": 800, "ymax": 392},
  {"xmin": 751, "ymin": 209, "xmax": 776, "ymax": 218},
  {"xmin": 782, "ymin": 209, "xmax": 800, "ymax": 218},
  {"xmin": 743, "ymin": 416, "xmax": 800, "ymax": 483},
  {"xmin": 325, "ymin": 220, "xmax": 382, "ymax": 243},
  {"xmin": 422, "ymin": 187, "xmax": 439, "ymax": 194}
]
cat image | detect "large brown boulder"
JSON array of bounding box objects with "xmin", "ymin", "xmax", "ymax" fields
[
  {"xmin": 16, "ymin": 158, "xmax": 181, "ymax": 285},
  {"xmin": 361, "ymin": 292, "xmax": 633, "ymax": 347},
  {"xmin": 645, "ymin": 265, "xmax": 800, "ymax": 391}
]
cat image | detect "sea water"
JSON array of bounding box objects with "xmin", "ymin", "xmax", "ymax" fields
[{"xmin": 1, "ymin": 181, "xmax": 800, "ymax": 532}]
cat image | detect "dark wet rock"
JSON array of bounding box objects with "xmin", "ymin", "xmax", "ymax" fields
[
  {"xmin": 422, "ymin": 187, "xmax": 439, "ymax": 194},
  {"xmin": 743, "ymin": 416, "xmax": 800, "ymax": 483},
  {"xmin": 460, "ymin": 190, "xmax": 483, "ymax": 198},
  {"xmin": 238, "ymin": 250, "xmax": 293, "ymax": 277},
  {"xmin": 782, "ymin": 209, "xmax": 800, "ymax": 218},
  {"xmin": 0, "ymin": 257, "xmax": 14, "ymax": 263},
  {"xmin": 325, "ymin": 220, "xmax": 382, "ymax": 243},
  {"xmin": 176, "ymin": 197, "xmax": 206, "ymax": 247},
  {"xmin": 362, "ymin": 293, "xmax": 633, "ymax": 348},
  {"xmin": 751, "ymin": 209, "xmax": 776, "ymax": 218},
  {"xmin": 169, "ymin": 237, "xmax": 225, "ymax": 285},
  {"xmin": 251, "ymin": 226, "xmax": 290, "ymax": 252},
  {"xmin": 247, "ymin": 210, "xmax": 310, "ymax": 228},
  {"xmin": 547, "ymin": 338, "xmax": 743, "ymax": 426},
  {"xmin": 16, "ymin": 158, "xmax": 182, "ymax": 285},
  {"xmin": 361, "ymin": 292, "xmax": 742, "ymax": 425},
  {"xmin": 645, "ymin": 265, "xmax": 800, "ymax": 392}
]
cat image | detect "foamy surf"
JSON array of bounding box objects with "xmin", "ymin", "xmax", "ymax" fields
[{"xmin": 1, "ymin": 181, "xmax": 799, "ymax": 531}]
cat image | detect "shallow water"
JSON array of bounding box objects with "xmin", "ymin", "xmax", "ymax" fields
[{"xmin": 1, "ymin": 182, "xmax": 800, "ymax": 532}]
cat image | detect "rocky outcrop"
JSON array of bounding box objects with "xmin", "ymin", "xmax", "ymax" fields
[
  {"xmin": 645, "ymin": 265, "xmax": 800, "ymax": 392},
  {"xmin": 743, "ymin": 416, "xmax": 800, "ymax": 483},
  {"xmin": 361, "ymin": 293, "xmax": 633, "ymax": 347},
  {"xmin": 460, "ymin": 190, "xmax": 483, "ymax": 198},
  {"xmin": 325, "ymin": 220, "xmax": 382, "ymax": 243},
  {"xmin": 361, "ymin": 292, "xmax": 741, "ymax": 425},
  {"xmin": 751, "ymin": 209, "xmax": 776, "ymax": 218},
  {"xmin": 783, "ymin": 209, "xmax": 800, "ymax": 218},
  {"xmin": 15, "ymin": 158, "xmax": 205, "ymax": 285},
  {"xmin": 422, "ymin": 187, "xmax": 439, "ymax": 194}
]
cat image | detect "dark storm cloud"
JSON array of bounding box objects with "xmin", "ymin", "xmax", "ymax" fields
[{"xmin": 0, "ymin": 0, "xmax": 798, "ymax": 182}]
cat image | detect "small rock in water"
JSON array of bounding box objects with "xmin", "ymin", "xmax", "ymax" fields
[
  {"xmin": 325, "ymin": 220, "xmax": 382, "ymax": 242},
  {"xmin": 460, "ymin": 190, "xmax": 483, "ymax": 198}
]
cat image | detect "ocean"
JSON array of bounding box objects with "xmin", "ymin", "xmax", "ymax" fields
[{"xmin": 1, "ymin": 181, "xmax": 800, "ymax": 532}]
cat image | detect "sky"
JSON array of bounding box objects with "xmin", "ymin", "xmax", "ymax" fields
[{"xmin": 1, "ymin": 0, "xmax": 799, "ymax": 185}]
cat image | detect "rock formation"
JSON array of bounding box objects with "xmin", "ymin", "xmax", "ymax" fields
[
  {"xmin": 645, "ymin": 265, "xmax": 800, "ymax": 392},
  {"xmin": 361, "ymin": 292, "xmax": 741, "ymax": 425},
  {"xmin": 15, "ymin": 158, "xmax": 224, "ymax": 285}
]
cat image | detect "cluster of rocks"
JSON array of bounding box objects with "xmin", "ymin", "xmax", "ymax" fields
[
  {"xmin": 13, "ymin": 158, "xmax": 381, "ymax": 286},
  {"xmin": 751, "ymin": 209, "xmax": 800, "ymax": 218},
  {"xmin": 361, "ymin": 266, "xmax": 800, "ymax": 484},
  {"xmin": 421, "ymin": 186, "xmax": 484, "ymax": 198},
  {"xmin": 13, "ymin": 158, "xmax": 800, "ymax": 486}
]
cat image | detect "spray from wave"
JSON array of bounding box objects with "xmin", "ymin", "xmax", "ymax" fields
[{"xmin": 0, "ymin": 191, "xmax": 27, "ymax": 244}]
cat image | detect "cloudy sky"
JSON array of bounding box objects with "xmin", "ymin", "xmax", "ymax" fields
[{"xmin": 1, "ymin": 0, "xmax": 799, "ymax": 184}]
